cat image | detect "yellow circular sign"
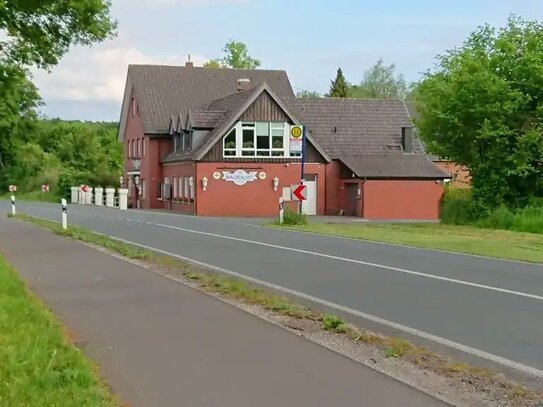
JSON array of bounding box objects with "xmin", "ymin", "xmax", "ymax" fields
[{"xmin": 291, "ymin": 126, "xmax": 303, "ymax": 139}]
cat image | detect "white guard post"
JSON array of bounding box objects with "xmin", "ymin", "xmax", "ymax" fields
[
  {"xmin": 94, "ymin": 187, "xmax": 104, "ymax": 206},
  {"xmin": 85, "ymin": 188, "xmax": 93, "ymax": 205},
  {"xmin": 119, "ymin": 188, "xmax": 128, "ymax": 211},
  {"xmin": 61, "ymin": 199, "xmax": 67, "ymax": 230},
  {"xmin": 71, "ymin": 187, "xmax": 79, "ymax": 204},
  {"xmin": 105, "ymin": 188, "xmax": 115, "ymax": 207},
  {"xmin": 279, "ymin": 197, "xmax": 284, "ymax": 224},
  {"xmin": 11, "ymin": 195, "xmax": 15, "ymax": 216}
]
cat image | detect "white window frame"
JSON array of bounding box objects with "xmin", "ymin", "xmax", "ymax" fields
[
  {"xmin": 173, "ymin": 176, "xmax": 178, "ymax": 199},
  {"xmin": 178, "ymin": 177, "xmax": 184, "ymax": 202},
  {"xmin": 141, "ymin": 179, "xmax": 146, "ymax": 199},
  {"xmin": 223, "ymin": 122, "xmax": 289, "ymax": 158},
  {"xmin": 142, "ymin": 137, "xmax": 146, "ymax": 157},
  {"xmin": 189, "ymin": 177, "xmax": 195, "ymax": 201},
  {"xmin": 184, "ymin": 177, "xmax": 189, "ymax": 200}
]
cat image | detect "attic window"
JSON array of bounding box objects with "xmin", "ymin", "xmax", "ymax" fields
[
  {"xmin": 223, "ymin": 129, "xmax": 236, "ymax": 156},
  {"xmin": 131, "ymin": 97, "xmax": 136, "ymax": 117}
]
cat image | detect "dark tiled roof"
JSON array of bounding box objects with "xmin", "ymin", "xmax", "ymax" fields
[
  {"xmin": 285, "ymin": 98, "xmax": 425, "ymax": 157},
  {"xmin": 286, "ymin": 98, "xmax": 448, "ymax": 179},
  {"xmin": 404, "ymin": 100, "xmax": 441, "ymax": 161},
  {"xmin": 162, "ymin": 86, "xmax": 262, "ymax": 163},
  {"xmin": 188, "ymin": 110, "xmax": 225, "ymax": 129},
  {"xmin": 124, "ymin": 65, "xmax": 294, "ymax": 134},
  {"xmin": 340, "ymin": 155, "xmax": 450, "ymax": 179}
]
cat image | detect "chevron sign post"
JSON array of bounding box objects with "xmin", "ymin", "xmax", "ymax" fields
[
  {"xmin": 8, "ymin": 185, "xmax": 16, "ymax": 192},
  {"xmin": 41, "ymin": 184, "xmax": 50, "ymax": 192},
  {"xmin": 290, "ymin": 184, "xmax": 307, "ymax": 201}
]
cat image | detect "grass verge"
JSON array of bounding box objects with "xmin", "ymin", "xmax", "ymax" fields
[
  {"xmin": 0, "ymin": 253, "xmax": 117, "ymax": 406},
  {"xmin": 11, "ymin": 213, "xmax": 543, "ymax": 405},
  {"xmin": 273, "ymin": 222, "xmax": 543, "ymax": 263}
]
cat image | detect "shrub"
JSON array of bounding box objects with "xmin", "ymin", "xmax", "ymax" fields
[
  {"xmin": 478, "ymin": 206, "xmax": 515, "ymax": 230},
  {"xmin": 322, "ymin": 314, "xmax": 347, "ymax": 332},
  {"xmin": 511, "ymin": 206, "xmax": 543, "ymax": 234},
  {"xmin": 440, "ymin": 188, "xmax": 474, "ymax": 224},
  {"xmin": 281, "ymin": 208, "xmax": 308, "ymax": 225}
]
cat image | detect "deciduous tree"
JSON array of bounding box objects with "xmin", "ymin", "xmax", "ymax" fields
[
  {"xmin": 204, "ymin": 40, "xmax": 261, "ymax": 69},
  {"xmin": 416, "ymin": 16, "xmax": 543, "ymax": 211}
]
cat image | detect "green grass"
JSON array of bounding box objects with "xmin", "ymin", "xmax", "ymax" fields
[
  {"xmin": 275, "ymin": 223, "xmax": 543, "ymax": 263},
  {"xmin": 0, "ymin": 191, "xmax": 59, "ymax": 203},
  {"xmin": 0, "ymin": 254, "xmax": 117, "ymax": 407}
]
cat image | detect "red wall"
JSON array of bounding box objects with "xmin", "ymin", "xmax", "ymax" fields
[
  {"xmin": 162, "ymin": 163, "xmax": 196, "ymax": 214},
  {"xmin": 195, "ymin": 162, "xmax": 326, "ymax": 217},
  {"xmin": 325, "ymin": 161, "xmax": 342, "ymax": 215},
  {"xmin": 362, "ymin": 180, "xmax": 444, "ymax": 220}
]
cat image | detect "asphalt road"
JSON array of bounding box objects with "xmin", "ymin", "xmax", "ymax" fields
[
  {"xmin": 1, "ymin": 216, "xmax": 448, "ymax": 406},
  {"xmin": 4, "ymin": 201, "xmax": 543, "ymax": 380}
]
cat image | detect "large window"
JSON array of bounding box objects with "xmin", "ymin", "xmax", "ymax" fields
[{"xmin": 223, "ymin": 122, "xmax": 288, "ymax": 158}]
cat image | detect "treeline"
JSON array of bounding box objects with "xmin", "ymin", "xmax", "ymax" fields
[{"xmin": 1, "ymin": 119, "xmax": 122, "ymax": 198}]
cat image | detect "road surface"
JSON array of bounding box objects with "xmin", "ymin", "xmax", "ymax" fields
[
  {"xmin": 4, "ymin": 201, "xmax": 543, "ymax": 381},
  {"xmin": 0, "ymin": 214, "xmax": 448, "ymax": 407}
]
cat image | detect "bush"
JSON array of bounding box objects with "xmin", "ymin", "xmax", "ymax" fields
[
  {"xmin": 440, "ymin": 188, "xmax": 474, "ymax": 224},
  {"xmin": 478, "ymin": 205, "xmax": 543, "ymax": 234},
  {"xmin": 511, "ymin": 206, "xmax": 543, "ymax": 234},
  {"xmin": 478, "ymin": 206, "xmax": 515, "ymax": 229},
  {"xmin": 281, "ymin": 208, "xmax": 308, "ymax": 225}
]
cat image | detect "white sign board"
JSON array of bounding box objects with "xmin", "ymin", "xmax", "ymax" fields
[
  {"xmin": 289, "ymin": 125, "xmax": 303, "ymax": 154},
  {"xmin": 222, "ymin": 170, "xmax": 258, "ymax": 186}
]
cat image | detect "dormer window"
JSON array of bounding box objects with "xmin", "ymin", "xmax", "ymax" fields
[{"xmin": 223, "ymin": 122, "xmax": 288, "ymax": 158}]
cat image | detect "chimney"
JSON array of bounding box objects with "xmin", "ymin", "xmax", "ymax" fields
[
  {"xmin": 237, "ymin": 78, "xmax": 251, "ymax": 92},
  {"xmin": 185, "ymin": 54, "xmax": 193, "ymax": 68},
  {"xmin": 401, "ymin": 126, "xmax": 413, "ymax": 153}
]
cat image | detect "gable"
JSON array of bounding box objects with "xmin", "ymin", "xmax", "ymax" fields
[{"xmin": 240, "ymin": 91, "xmax": 291, "ymax": 122}]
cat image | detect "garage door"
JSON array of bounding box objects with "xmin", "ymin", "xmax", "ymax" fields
[{"xmin": 302, "ymin": 175, "xmax": 317, "ymax": 215}]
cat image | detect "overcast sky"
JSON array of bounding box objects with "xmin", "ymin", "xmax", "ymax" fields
[{"xmin": 32, "ymin": 0, "xmax": 543, "ymax": 122}]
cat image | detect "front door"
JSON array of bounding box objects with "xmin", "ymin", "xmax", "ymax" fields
[
  {"xmin": 301, "ymin": 175, "xmax": 317, "ymax": 215},
  {"xmin": 346, "ymin": 183, "xmax": 360, "ymax": 217}
]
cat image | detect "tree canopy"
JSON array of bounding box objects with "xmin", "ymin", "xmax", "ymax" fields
[
  {"xmin": 349, "ymin": 59, "xmax": 408, "ymax": 99},
  {"xmin": 204, "ymin": 40, "xmax": 261, "ymax": 69},
  {"xmin": 2, "ymin": 120, "xmax": 123, "ymax": 196},
  {"xmin": 296, "ymin": 90, "xmax": 322, "ymax": 99},
  {"xmin": 0, "ymin": 0, "xmax": 118, "ymax": 196},
  {"xmin": 0, "ymin": 0, "xmax": 117, "ymax": 69},
  {"xmin": 416, "ymin": 16, "xmax": 543, "ymax": 211},
  {"xmin": 328, "ymin": 68, "xmax": 349, "ymax": 97}
]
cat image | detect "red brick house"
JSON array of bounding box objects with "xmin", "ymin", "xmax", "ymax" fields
[{"xmin": 119, "ymin": 63, "xmax": 450, "ymax": 219}]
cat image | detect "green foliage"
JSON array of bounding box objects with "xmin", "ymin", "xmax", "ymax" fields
[
  {"xmin": 478, "ymin": 205, "xmax": 543, "ymax": 234},
  {"xmin": 322, "ymin": 314, "xmax": 347, "ymax": 333},
  {"xmin": 296, "ymin": 90, "xmax": 322, "ymax": 99},
  {"xmin": 416, "ymin": 16, "xmax": 543, "ymax": 213},
  {"xmin": 440, "ymin": 188, "xmax": 474, "ymax": 225},
  {"xmin": 204, "ymin": 40, "xmax": 261, "ymax": 69},
  {"xmin": 0, "ymin": 0, "xmax": 117, "ymax": 69},
  {"xmin": 281, "ymin": 208, "xmax": 308, "ymax": 225},
  {"xmin": 441, "ymin": 188, "xmax": 543, "ymax": 234},
  {"xmin": 328, "ymin": 68, "xmax": 349, "ymax": 98},
  {"xmin": 349, "ymin": 59, "xmax": 409, "ymax": 99},
  {"xmin": 1, "ymin": 120, "xmax": 122, "ymax": 198}
]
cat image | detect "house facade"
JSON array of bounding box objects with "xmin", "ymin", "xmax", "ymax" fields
[{"xmin": 119, "ymin": 63, "xmax": 450, "ymax": 219}]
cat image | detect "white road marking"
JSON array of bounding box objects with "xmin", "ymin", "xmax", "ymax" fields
[
  {"xmin": 150, "ymin": 222, "xmax": 543, "ymax": 303},
  {"xmin": 16, "ymin": 211, "xmax": 543, "ymax": 378},
  {"xmin": 23, "ymin": 205, "xmax": 543, "ymax": 302},
  {"xmin": 90, "ymin": 234, "xmax": 543, "ymax": 380}
]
